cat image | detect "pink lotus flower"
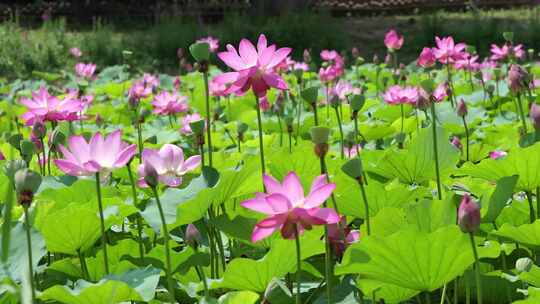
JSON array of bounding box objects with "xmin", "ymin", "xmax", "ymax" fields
[
  {"xmin": 174, "ymin": 76, "xmax": 182, "ymax": 91},
  {"xmin": 328, "ymin": 216, "xmax": 360, "ymax": 258},
  {"xmin": 320, "ymin": 49, "xmax": 340, "ymax": 62},
  {"xmin": 417, "ymin": 47, "xmax": 436, "ymax": 68},
  {"xmin": 384, "ymin": 30, "xmax": 404, "ymax": 51},
  {"xmin": 209, "ymin": 78, "xmax": 229, "ymax": 97},
  {"xmin": 128, "ymin": 80, "xmax": 152, "ymax": 106},
  {"xmin": 293, "ymin": 62, "xmax": 309, "ymax": 72},
  {"xmin": 75, "ymin": 63, "xmax": 96, "ymax": 79},
  {"xmin": 137, "ymin": 144, "xmax": 201, "ymax": 188},
  {"xmin": 319, "ymin": 64, "xmax": 343, "ymax": 83},
  {"xmin": 214, "ymin": 34, "xmax": 291, "ymax": 98},
  {"xmin": 432, "ymin": 83, "xmax": 449, "ymax": 102},
  {"xmin": 490, "ymin": 43, "xmax": 525, "ymax": 62},
  {"xmin": 241, "ymin": 172, "xmax": 340, "ymax": 242},
  {"xmin": 180, "ymin": 113, "xmax": 203, "ymax": 135},
  {"xmin": 530, "ymin": 103, "xmax": 540, "ymax": 130},
  {"xmin": 152, "ymin": 91, "xmax": 188, "ymax": 115},
  {"xmin": 334, "ymin": 80, "xmax": 361, "ymax": 100},
  {"xmin": 55, "ymin": 130, "xmax": 136, "ymax": 177},
  {"xmin": 20, "ymin": 86, "xmax": 84, "ymax": 125},
  {"xmin": 70, "ymin": 47, "xmax": 82, "ymax": 58},
  {"xmin": 143, "ymin": 73, "xmax": 160, "ymax": 90},
  {"xmin": 490, "ymin": 150, "xmax": 507, "ymax": 160},
  {"xmin": 344, "ymin": 144, "xmax": 362, "ymax": 158},
  {"xmin": 433, "ymin": 36, "xmax": 467, "ymax": 64},
  {"xmin": 259, "ymin": 96, "xmax": 271, "ymax": 111},
  {"xmin": 197, "ymin": 36, "xmax": 220, "ymax": 53},
  {"xmin": 383, "ymin": 85, "xmax": 419, "ymax": 105},
  {"xmin": 453, "ymin": 53, "xmax": 480, "ymax": 71},
  {"xmin": 451, "ymin": 136, "xmax": 462, "ymax": 150}
]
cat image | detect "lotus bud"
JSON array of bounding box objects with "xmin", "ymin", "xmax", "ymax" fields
[
  {"xmin": 32, "ymin": 121, "xmax": 46, "ymax": 139},
  {"xmin": 458, "ymin": 194, "xmax": 481, "ymax": 233},
  {"xmin": 516, "ymin": 257, "xmax": 533, "ymax": 273},
  {"xmin": 14, "ymin": 168, "xmax": 42, "ymax": 207},
  {"xmin": 350, "ymin": 94, "xmax": 365, "ymax": 119},
  {"xmin": 451, "ymin": 136, "xmax": 462, "ymax": 150},
  {"xmin": 143, "ymin": 162, "xmax": 159, "ymax": 188},
  {"xmin": 508, "ymin": 64, "xmax": 528, "ymax": 93},
  {"xmin": 351, "ymin": 47, "xmax": 360, "ymax": 59},
  {"xmin": 372, "ymin": 54, "xmax": 380, "ymax": 65},
  {"xmin": 303, "ymin": 49, "xmax": 311, "ymax": 64},
  {"xmin": 530, "ymin": 103, "xmax": 540, "ymax": 130},
  {"xmin": 457, "ymin": 99, "xmax": 468, "ymax": 117},
  {"xmin": 310, "ymin": 127, "xmax": 330, "ymax": 158},
  {"xmin": 185, "ymin": 223, "xmax": 201, "ymax": 248}
]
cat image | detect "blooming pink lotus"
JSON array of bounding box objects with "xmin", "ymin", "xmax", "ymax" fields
[
  {"xmin": 334, "ymin": 80, "xmax": 361, "ymax": 100},
  {"xmin": 152, "ymin": 91, "xmax": 188, "ymax": 115},
  {"xmin": 453, "ymin": 52, "xmax": 480, "ymax": 71},
  {"xmin": 20, "ymin": 86, "xmax": 84, "ymax": 125},
  {"xmin": 320, "ymin": 50, "xmax": 340, "ymax": 62},
  {"xmin": 197, "ymin": 36, "xmax": 220, "ymax": 53},
  {"xmin": 143, "ymin": 73, "xmax": 160, "ymax": 91},
  {"xmin": 433, "ymin": 36, "xmax": 467, "ymax": 64},
  {"xmin": 293, "ymin": 62, "xmax": 309, "ymax": 72},
  {"xmin": 383, "ymin": 85, "xmax": 419, "ymax": 105},
  {"xmin": 137, "ymin": 144, "xmax": 201, "ymax": 188},
  {"xmin": 384, "ymin": 30, "xmax": 404, "ymax": 51},
  {"xmin": 55, "ymin": 130, "xmax": 136, "ymax": 177},
  {"xmin": 128, "ymin": 80, "xmax": 152, "ymax": 105},
  {"xmin": 209, "ymin": 79, "xmax": 229, "ymax": 97},
  {"xmin": 432, "ymin": 83, "xmax": 449, "ymax": 102},
  {"xmin": 490, "ymin": 43, "xmax": 525, "ymax": 62},
  {"xmin": 214, "ymin": 34, "xmax": 291, "ymax": 97},
  {"xmin": 70, "ymin": 47, "xmax": 82, "ymax": 58},
  {"xmin": 417, "ymin": 47, "xmax": 436, "ymax": 68},
  {"xmin": 180, "ymin": 113, "xmax": 203, "ymax": 135},
  {"xmin": 75, "ymin": 63, "xmax": 96, "ymax": 79},
  {"xmin": 241, "ymin": 172, "xmax": 340, "ymax": 242},
  {"xmin": 328, "ymin": 216, "xmax": 360, "ymax": 258}
]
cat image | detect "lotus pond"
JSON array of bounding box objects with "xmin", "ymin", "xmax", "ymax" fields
[{"xmin": 1, "ymin": 31, "xmax": 540, "ymax": 304}]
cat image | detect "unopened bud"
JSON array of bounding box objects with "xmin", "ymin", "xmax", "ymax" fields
[
  {"xmin": 457, "ymin": 99, "xmax": 468, "ymax": 117},
  {"xmin": 14, "ymin": 169, "xmax": 42, "ymax": 206},
  {"xmin": 516, "ymin": 257, "xmax": 533, "ymax": 273},
  {"xmin": 32, "ymin": 121, "xmax": 46, "ymax": 139},
  {"xmin": 185, "ymin": 223, "xmax": 201, "ymax": 248},
  {"xmin": 530, "ymin": 103, "xmax": 540, "ymax": 130},
  {"xmin": 303, "ymin": 49, "xmax": 311, "ymax": 63},
  {"xmin": 458, "ymin": 194, "xmax": 481, "ymax": 233}
]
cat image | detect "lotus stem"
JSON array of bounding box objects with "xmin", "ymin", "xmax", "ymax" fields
[
  {"xmin": 294, "ymin": 225, "xmax": 302, "ymax": 304},
  {"xmin": 254, "ymin": 95, "xmax": 266, "ymax": 181},
  {"xmin": 516, "ymin": 93, "xmax": 528, "ymax": 134},
  {"xmin": 126, "ymin": 162, "xmax": 145, "ymax": 261},
  {"xmin": 334, "ymin": 106, "xmax": 345, "ymax": 159},
  {"xmin": 23, "ymin": 206, "xmax": 36, "ymax": 303},
  {"xmin": 77, "ymin": 249, "xmax": 89, "ymax": 280},
  {"xmin": 94, "ymin": 172, "xmax": 110, "ymax": 274},
  {"xmin": 203, "ymin": 71, "xmax": 213, "ymax": 167},
  {"xmin": 358, "ymin": 175, "xmax": 371, "ymax": 235},
  {"xmin": 468, "ymin": 233, "xmax": 483, "ymax": 304},
  {"xmin": 430, "ymin": 102, "xmax": 443, "ymax": 200},
  {"xmin": 136, "ymin": 121, "xmax": 143, "ymax": 164},
  {"xmin": 151, "ymin": 186, "xmax": 175, "ymax": 302},
  {"xmin": 462, "ymin": 117, "xmax": 470, "ymax": 162}
]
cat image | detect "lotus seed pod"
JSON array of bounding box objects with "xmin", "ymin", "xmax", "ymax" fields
[{"xmin": 310, "ymin": 127, "xmax": 330, "ymax": 145}]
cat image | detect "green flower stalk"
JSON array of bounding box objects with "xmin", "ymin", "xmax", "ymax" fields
[
  {"xmin": 457, "ymin": 99, "xmax": 470, "ymax": 161},
  {"xmin": 14, "ymin": 168, "xmax": 42, "ymax": 303},
  {"xmin": 126, "ymin": 160, "xmax": 145, "ymax": 261},
  {"xmin": 95, "ymin": 172, "xmax": 110, "ymax": 275},
  {"xmin": 458, "ymin": 194, "xmax": 482, "ymax": 304},
  {"xmin": 255, "ymin": 95, "xmax": 267, "ymax": 180},
  {"xmin": 430, "ymin": 101, "xmax": 443, "ymax": 200},
  {"xmin": 342, "ymin": 158, "xmax": 370, "ymax": 235},
  {"xmin": 294, "ymin": 225, "xmax": 302, "ymax": 304}
]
